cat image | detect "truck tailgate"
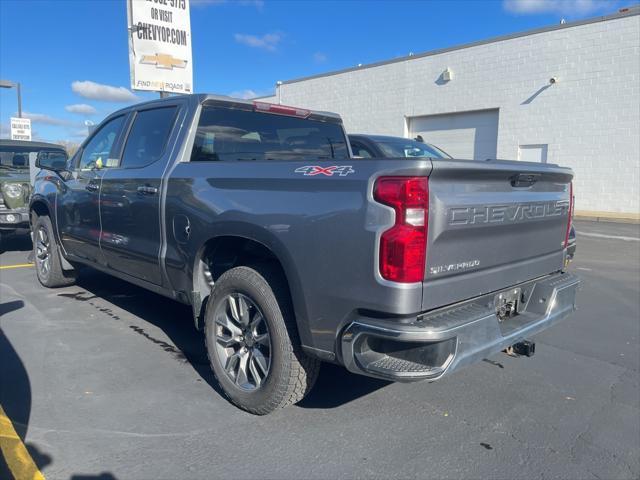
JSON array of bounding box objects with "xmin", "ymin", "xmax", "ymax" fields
[{"xmin": 423, "ymin": 159, "xmax": 573, "ymax": 311}]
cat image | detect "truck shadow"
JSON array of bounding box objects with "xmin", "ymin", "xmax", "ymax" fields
[
  {"xmin": 0, "ymin": 300, "xmax": 30, "ymax": 440},
  {"xmin": 71, "ymin": 269, "xmax": 391, "ymax": 410},
  {"xmin": 0, "ymin": 300, "xmax": 53, "ymax": 477},
  {"xmin": 297, "ymin": 363, "xmax": 391, "ymax": 409},
  {"xmin": 0, "ymin": 233, "xmax": 32, "ymax": 253}
]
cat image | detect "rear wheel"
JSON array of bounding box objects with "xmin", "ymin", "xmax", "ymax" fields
[
  {"xmin": 205, "ymin": 265, "xmax": 319, "ymax": 414},
  {"xmin": 33, "ymin": 215, "xmax": 76, "ymax": 288}
]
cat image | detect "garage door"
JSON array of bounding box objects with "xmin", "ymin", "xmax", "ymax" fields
[{"xmin": 408, "ymin": 109, "xmax": 499, "ymax": 160}]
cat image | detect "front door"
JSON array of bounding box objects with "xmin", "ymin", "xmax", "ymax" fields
[
  {"xmin": 57, "ymin": 115, "xmax": 126, "ymax": 264},
  {"xmin": 99, "ymin": 105, "xmax": 180, "ymax": 286}
]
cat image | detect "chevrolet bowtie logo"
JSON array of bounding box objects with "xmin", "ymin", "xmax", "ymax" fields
[{"xmin": 140, "ymin": 53, "xmax": 187, "ymax": 70}]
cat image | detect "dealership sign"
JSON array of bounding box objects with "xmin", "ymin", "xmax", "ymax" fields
[
  {"xmin": 127, "ymin": 0, "xmax": 193, "ymax": 94},
  {"xmin": 10, "ymin": 117, "xmax": 31, "ymax": 141}
]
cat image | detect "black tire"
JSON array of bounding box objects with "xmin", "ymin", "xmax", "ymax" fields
[
  {"xmin": 205, "ymin": 264, "xmax": 320, "ymax": 415},
  {"xmin": 33, "ymin": 215, "xmax": 76, "ymax": 288}
]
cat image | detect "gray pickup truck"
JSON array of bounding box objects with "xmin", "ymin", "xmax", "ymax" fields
[{"xmin": 31, "ymin": 94, "xmax": 579, "ymax": 414}]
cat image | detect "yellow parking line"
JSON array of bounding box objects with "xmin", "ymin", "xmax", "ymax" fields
[
  {"xmin": 0, "ymin": 405, "xmax": 45, "ymax": 480},
  {"xmin": 0, "ymin": 264, "xmax": 34, "ymax": 271}
]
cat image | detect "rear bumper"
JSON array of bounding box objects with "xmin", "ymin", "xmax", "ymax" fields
[{"xmin": 341, "ymin": 271, "xmax": 580, "ymax": 381}]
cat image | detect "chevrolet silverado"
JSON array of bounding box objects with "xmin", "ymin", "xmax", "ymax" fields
[{"xmin": 31, "ymin": 94, "xmax": 579, "ymax": 414}]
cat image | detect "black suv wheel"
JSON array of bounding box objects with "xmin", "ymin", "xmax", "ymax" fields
[{"xmin": 33, "ymin": 215, "xmax": 76, "ymax": 288}]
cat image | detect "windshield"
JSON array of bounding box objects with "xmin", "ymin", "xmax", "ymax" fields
[
  {"xmin": 0, "ymin": 146, "xmax": 67, "ymax": 170},
  {"xmin": 191, "ymin": 107, "xmax": 349, "ymax": 162},
  {"xmin": 377, "ymin": 139, "xmax": 451, "ymax": 159}
]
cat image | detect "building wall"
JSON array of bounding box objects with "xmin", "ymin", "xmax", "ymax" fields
[{"xmin": 264, "ymin": 14, "xmax": 640, "ymax": 215}]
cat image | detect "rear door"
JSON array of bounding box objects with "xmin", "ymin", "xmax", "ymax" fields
[
  {"xmin": 57, "ymin": 115, "xmax": 127, "ymax": 263},
  {"xmin": 99, "ymin": 104, "xmax": 182, "ymax": 286},
  {"xmin": 422, "ymin": 159, "xmax": 573, "ymax": 310}
]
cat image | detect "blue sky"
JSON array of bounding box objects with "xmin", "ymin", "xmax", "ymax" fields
[{"xmin": 0, "ymin": 0, "xmax": 627, "ymax": 143}]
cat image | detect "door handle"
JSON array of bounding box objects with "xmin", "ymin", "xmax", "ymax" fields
[
  {"xmin": 85, "ymin": 183, "xmax": 99, "ymax": 192},
  {"xmin": 137, "ymin": 185, "xmax": 158, "ymax": 195}
]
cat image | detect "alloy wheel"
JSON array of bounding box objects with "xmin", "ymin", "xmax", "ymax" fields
[
  {"xmin": 214, "ymin": 293, "xmax": 271, "ymax": 391},
  {"xmin": 35, "ymin": 226, "xmax": 51, "ymax": 277}
]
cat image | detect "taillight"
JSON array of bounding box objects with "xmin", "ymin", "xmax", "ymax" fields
[
  {"xmin": 253, "ymin": 101, "xmax": 310, "ymax": 118},
  {"xmin": 564, "ymin": 181, "xmax": 574, "ymax": 248},
  {"xmin": 374, "ymin": 176, "xmax": 429, "ymax": 283}
]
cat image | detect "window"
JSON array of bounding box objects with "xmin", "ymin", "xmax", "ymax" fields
[
  {"xmin": 518, "ymin": 144, "xmax": 548, "ymax": 163},
  {"xmin": 190, "ymin": 107, "xmax": 349, "ymax": 162},
  {"xmin": 350, "ymin": 141, "xmax": 375, "ymax": 158},
  {"xmin": 79, "ymin": 116, "xmax": 125, "ymax": 171},
  {"xmin": 121, "ymin": 107, "xmax": 177, "ymax": 169},
  {"xmin": 0, "ymin": 147, "xmax": 67, "ymax": 171},
  {"xmin": 378, "ymin": 139, "xmax": 451, "ymax": 159}
]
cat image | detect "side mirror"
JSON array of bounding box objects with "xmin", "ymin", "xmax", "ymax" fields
[{"xmin": 36, "ymin": 151, "xmax": 68, "ymax": 171}]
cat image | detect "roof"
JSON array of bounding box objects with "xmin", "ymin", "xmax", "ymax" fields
[
  {"xmin": 102, "ymin": 93, "xmax": 342, "ymax": 124},
  {"xmin": 0, "ymin": 139, "xmax": 66, "ymax": 150},
  {"xmin": 349, "ymin": 134, "xmax": 413, "ymax": 142},
  {"xmin": 279, "ymin": 7, "xmax": 640, "ymax": 86}
]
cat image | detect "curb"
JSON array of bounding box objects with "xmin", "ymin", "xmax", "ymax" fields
[{"xmin": 574, "ymin": 215, "xmax": 640, "ymax": 224}]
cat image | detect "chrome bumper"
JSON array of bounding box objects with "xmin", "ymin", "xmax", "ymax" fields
[{"xmin": 341, "ymin": 272, "xmax": 580, "ymax": 382}]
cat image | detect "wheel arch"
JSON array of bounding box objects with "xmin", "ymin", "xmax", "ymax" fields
[
  {"xmin": 190, "ymin": 231, "xmax": 311, "ymax": 348},
  {"xmin": 30, "ymin": 195, "xmax": 74, "ymax": 271},
  {"xmin": 29, "ymin": 196, "xmax": 51, "ymax": 224}
]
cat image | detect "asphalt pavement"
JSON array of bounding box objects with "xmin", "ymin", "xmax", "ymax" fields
[{"xmin": 1, "ymin": 220, "xmax": 638, "ymax": 480}]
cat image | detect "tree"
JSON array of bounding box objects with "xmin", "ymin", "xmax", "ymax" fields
[{"xmin": 55, "ymin": 140, "xmax": 80, "ymax": 157}]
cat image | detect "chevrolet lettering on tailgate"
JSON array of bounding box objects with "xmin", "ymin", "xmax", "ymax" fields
[{"xmin": 449, "ymin": 200, "xmax": 570, "ymax": 226}]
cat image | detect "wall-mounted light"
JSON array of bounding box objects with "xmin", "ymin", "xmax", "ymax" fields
[{"xmin": 442, "ymin": 68, "xmax": 453, "ymax": 82}]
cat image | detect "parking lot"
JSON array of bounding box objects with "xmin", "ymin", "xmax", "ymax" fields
[{"xmin": 1, "ymin": 219, "xmax": 638, "ymax": 480}]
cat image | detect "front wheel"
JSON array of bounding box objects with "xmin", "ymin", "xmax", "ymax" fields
[
  {"xmin": 33, "ymin": 215, "xmax": 76, "ymax": 288},
  {"xmin": 205, "ymin": 265, "xmax": 319, "ymax": 414}
]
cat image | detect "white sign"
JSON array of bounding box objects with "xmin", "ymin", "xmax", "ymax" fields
[
  {"xmin": 10, "ymin": 117, "xmax": 31, "ymax": 141},
  {"xmin": 127, "ymin": 0, "xmax": 193, "ymax": 94}
]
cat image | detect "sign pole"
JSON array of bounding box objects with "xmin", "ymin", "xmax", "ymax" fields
[{"xmin": 16, "ymin": 82, "xmax": 22, "ymax": 118}]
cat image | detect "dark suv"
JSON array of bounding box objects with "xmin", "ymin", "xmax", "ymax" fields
[{"xmin": 348, "ymin": 134, "xmax": 452, "ymax": 159}]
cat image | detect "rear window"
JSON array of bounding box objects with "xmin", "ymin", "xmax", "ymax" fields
[
  {"xmin": 190, "ymin": 107, "xmax": 349, "ymax": 162},
  {"xmin": 378, "ymin": 139, "xmax": 451, "ymax": 159},
  {"xmin": 0, "ymin": 146, "xmax": 67, "ymax": 170},
  {"xmin": 121, "ymin": 107, "xmax": 177, "ymax": 169}
]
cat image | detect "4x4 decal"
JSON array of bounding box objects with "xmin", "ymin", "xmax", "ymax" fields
[{"xmin": 294, "ymin": 165, "xmax": 355, "ymax": 177}]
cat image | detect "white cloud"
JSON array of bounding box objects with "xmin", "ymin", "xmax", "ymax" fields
[
  {"xmin": 313, "ymin": 52, "xmax": 328, "ymax": 63},
  {"xmin": 22, "ymin": 112, "xmax": 77, "ymax": 127},
  {"xmin": 229, "ymin": 89, "xmax": 259, "ymax": 99},
  {"xmin": 503, "ymin": 0, "xmax": 618, "ymax": 15},
  {"xmin": 71, "ymin": 80, "xmax": 139, "ymax": 103},
  {"xmin": 237, "ymin": 0, "xmax": 264, "ymax": 7},
  {"xmin": 234, "ymin": 32, "xmax": 282, "ymax": 51},
  {"xmin": 65, "ymin": 103, "xmax": 98, "ymax": 115},
  {"xmin": 228, "ymin": 89, "xmax": 273, "ymax": 99}
]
